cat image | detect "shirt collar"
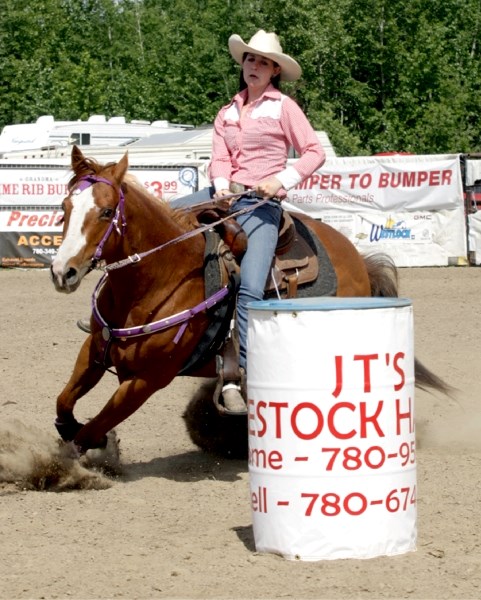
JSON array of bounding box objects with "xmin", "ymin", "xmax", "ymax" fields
[{"xmin": 233, "ymin": 83, "xmax": 281, "ymax": 108}]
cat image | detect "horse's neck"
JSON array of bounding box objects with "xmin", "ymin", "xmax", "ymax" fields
[
  {"xmin": 125, "ymin": 189, "xmax": 186, "ymax": 252},
  {"xmin": 105, "ymin": 188, "xmax": 205, "ymax": 297}
]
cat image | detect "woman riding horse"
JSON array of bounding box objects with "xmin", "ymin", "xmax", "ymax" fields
[{"xmin": 174, "ymin": 30, "xmax": 326, "ymax": 413}]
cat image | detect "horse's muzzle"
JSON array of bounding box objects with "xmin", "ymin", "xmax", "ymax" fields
[{"xmin": 50, "ymin": 263, "xmax": 82, "ymax": 293}]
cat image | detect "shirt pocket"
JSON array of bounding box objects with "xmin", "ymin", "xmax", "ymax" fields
[
  {"xmin": 223, "ymin": 120, "xmax": 241, "ymax": 154},
  {"xmin": 243, "ymin": 117, "xmax": 287, "ymax": 154}
]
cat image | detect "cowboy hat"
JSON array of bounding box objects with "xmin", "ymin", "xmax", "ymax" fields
[{"xmin": 228, "ymin": 30, "xmax": 301, "ymax": 81}]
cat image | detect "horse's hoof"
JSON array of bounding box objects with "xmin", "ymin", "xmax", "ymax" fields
[
  {"xmin": 183, "ymin": 380, "xmax": 248, "ymax": 458},
  {"xmin": 55, "ymin": 418, "xmax": 84, "ymax": 442}
]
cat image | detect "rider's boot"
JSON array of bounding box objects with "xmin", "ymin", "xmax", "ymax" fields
[
  {"xmin": 217, "ymin": 323, "xmax": 247, "ymax": 414},
  {"xmin": 221, "ymin": 381, "xmax": 247, "ymax": 414}
]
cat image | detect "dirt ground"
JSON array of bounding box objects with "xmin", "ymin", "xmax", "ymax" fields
[{"xmin": 0, "ymin": 265, "xmax": 480, "ymax": 600}]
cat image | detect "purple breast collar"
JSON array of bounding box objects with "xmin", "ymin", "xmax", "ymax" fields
[{"xmin": 92, "ymin": 273, "xmax": 230, "ymax": 345}]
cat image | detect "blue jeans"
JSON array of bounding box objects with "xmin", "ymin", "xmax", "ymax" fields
[
  {"xmin": 171, "ymin": 188, "xmax": 282, "ymax": 371},
  {"xmin": 234, "ymin": 196, "xmax": 282, "ymax": 371},
  {"xmin": 169, "ymin": 187, "xmax": 214, "ymax": 209}
]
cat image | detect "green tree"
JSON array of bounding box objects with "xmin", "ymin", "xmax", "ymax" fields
[{"xmin": 0, "ymin": 0, "xmax": 480, "ymax": 154}]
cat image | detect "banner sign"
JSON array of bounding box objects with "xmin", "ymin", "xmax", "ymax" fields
[
  {"xmin": 0, "ymin": 165, "xmax": 198, "ymax": 207},
  {"xmin": 0, "ymin": 167, "xmax": 70, "ymax": 207},
  {"xmin": 0, "ymin": 155, "xmax": 469, "ymax": 267},
  {"xmin": 286, "ymin": 154, "xmax": 467, "ymax": 267},
  {"xmin": 0, "ymin": 207, "xmax": 63, "ymax": 267}
]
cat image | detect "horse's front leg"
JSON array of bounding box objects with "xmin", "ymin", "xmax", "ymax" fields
[
  {"xmin": 55, "ymin": 336, "xmax": 106, "ymax": 443},
  {"xmin": 72, "ymin": 377, "xmax": 156, "ymax": 453}
]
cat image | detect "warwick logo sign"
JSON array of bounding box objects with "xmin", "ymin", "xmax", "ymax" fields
[{"xmin": 370, "ymin": 217, "xmax": 413, "ymax": 242}]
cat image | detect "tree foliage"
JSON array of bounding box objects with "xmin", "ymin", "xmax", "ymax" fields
[{"xmin": 0, "ymin": 0, "xmax": 480, "ymax": 155}]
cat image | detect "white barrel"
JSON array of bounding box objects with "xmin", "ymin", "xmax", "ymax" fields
[{"xmin": 247, "ymin": 297, "xmax": 416, "ymax": 561}]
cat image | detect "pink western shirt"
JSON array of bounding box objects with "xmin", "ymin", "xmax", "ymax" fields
[{"xmin": 209, "ymin": 84, "xmax": 326, "ymax": 198}]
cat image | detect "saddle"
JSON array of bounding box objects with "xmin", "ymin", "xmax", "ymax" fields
[
  {"xmin": 193, "ymin": 203, "xmax": 319, "ymax": 299},
  {"xmin": 267, "ymin": 211, "xmax": 319, "ymax": 298}
]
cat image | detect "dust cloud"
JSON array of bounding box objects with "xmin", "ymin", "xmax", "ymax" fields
[
  {"xmin": 0, "ymin": 419, "xmax": 117, "ymax": 492},
  {"xmin": 417, "ymin": 402, "xmax": 481, "ymax": 451}
]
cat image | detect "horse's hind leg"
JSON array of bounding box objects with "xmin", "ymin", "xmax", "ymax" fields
[{"xmin": 55, "ymin": 338, "xmax": 106, "ymax": 441}]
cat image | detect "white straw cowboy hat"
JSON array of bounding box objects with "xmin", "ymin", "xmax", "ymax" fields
[{"xmin": 228, "ymin": 29, "xmax": 302, "ymax": 81}]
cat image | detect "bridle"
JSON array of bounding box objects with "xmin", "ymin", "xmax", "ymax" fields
[{"xmin": 73, "ymin": 175, "xmax": 127, "ymax": 273}]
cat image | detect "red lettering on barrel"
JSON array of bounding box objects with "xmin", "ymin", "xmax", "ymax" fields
[
  {"xmin": 393, "ymin": 352, "xmax": 406, "ymax": 390},
  {"xmin": 396, "ymin": 397, "xmax": 414, "ymax": 434},
  {"xmin": 354, "ymin": 354, "xmax": 379, "ymax": 393},
  {"xmin": 291, "ymin": 402, "xmax": 324, "ymax": 440},
  {"xmin": 270, "ymin": 402, "xmax": 289, "ymax": 438},
  {"xmin": 256, "ymin": 400, "xmax": 268, "ymax": 437},
  {"xmin": 360, "ymin": 401, "xmax": 385, "ymax": 437},
  {"xmin": 249, "ymin": 398, "xmax": 388, "ymax": 440},
  {"xmin": 327, "ymin": 402, "xmax": 356, "ymax": 439},
  {"xmin": 332, "ymin": 355, "xmax": 343, "ymax": 397}
]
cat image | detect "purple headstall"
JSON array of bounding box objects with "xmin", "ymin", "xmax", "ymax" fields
[{"xmin": 74, "ymin": 175, "xmax": 126, "ymax": 265}]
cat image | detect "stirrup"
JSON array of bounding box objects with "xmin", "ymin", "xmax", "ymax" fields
[{"xmin": 77, "ymin": 318, "xmax": 91, "ymax": 334}]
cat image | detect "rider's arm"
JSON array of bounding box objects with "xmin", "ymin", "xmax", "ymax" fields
[
  {"xmin": 209, "ymin": 106, "xmax": 232, "ymax": 194},
  {"xmin": 275, "ymin": 97, "xmax": 326, "ymax": 191}
]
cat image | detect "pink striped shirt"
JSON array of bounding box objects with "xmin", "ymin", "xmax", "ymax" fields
[{"xmin": 209, "ymin": 84, "xmax": 326, "ymax": 197}]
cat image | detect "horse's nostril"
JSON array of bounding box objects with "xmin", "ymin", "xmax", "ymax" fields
[{"xmin": 65, "ymin": 267, "xmax": 78, "ymax": 283}]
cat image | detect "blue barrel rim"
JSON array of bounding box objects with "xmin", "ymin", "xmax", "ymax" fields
[{"xmin": 248, "ymin": 297, "xmax": 412, "ymax": 312}]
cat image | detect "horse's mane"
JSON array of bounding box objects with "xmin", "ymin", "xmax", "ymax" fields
[
  {"xmin": 123, "ymin": 173, "xmax": 198, "ymax": 230},
  {"xmin": 68, "ymin": 157, "xmax": 198, "ymax": 231}
]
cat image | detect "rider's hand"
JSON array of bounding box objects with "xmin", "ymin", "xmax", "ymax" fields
[
  {"xmin": 213, "ymin": 189, "xmax": 231, "ymax": 199},
  {"xmin": 255, "ymin": 176, "xmax": 283, "ymax": 199}
]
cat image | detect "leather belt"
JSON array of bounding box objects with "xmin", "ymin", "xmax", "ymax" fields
[{"xmin": 229, "ymin": 182, "xmax": 281, "ymax": 202}]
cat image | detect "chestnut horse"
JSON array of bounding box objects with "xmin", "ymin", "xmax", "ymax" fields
[{"xmin": 50, "ymin": 146, "xmax": 448, "ymax": 457}]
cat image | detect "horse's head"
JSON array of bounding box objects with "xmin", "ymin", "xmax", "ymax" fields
[{"xmin": 50, "ymin": 146, "xmax": 128, "ymax": 293}]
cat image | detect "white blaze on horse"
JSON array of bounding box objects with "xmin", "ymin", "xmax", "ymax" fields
[
  {"xmin": 52, "ymin": 182, "xmax": 99, "ymax": 290},
  {"xmin": 50, "ymin": 146, "xmax": 450, "ymax": 458}
]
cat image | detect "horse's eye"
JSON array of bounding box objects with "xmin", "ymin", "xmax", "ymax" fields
[{"xmin": 101, "ymin": 208, "xmax": 114, "ymax": 219}]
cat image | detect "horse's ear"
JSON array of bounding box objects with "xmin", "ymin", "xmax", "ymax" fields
[
  {"xmin": 71, "ymin": 145, "xmax": 87, "ymax": 171},
  {"xmin": 113, "ymin": 152, "xmax": 129, "ymax": 184}
]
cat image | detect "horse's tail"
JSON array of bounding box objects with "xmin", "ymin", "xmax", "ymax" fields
[
  {"xmin": 363, "ymin": 253, "xmax": 399, "ymax": 297},
  {"xmin": 413, "ymin": 358, "xmax": 455, "ymax": 397},
  {"xmin": 363, "ymin": 252, "xmax": 454, "ymax": 397}
]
